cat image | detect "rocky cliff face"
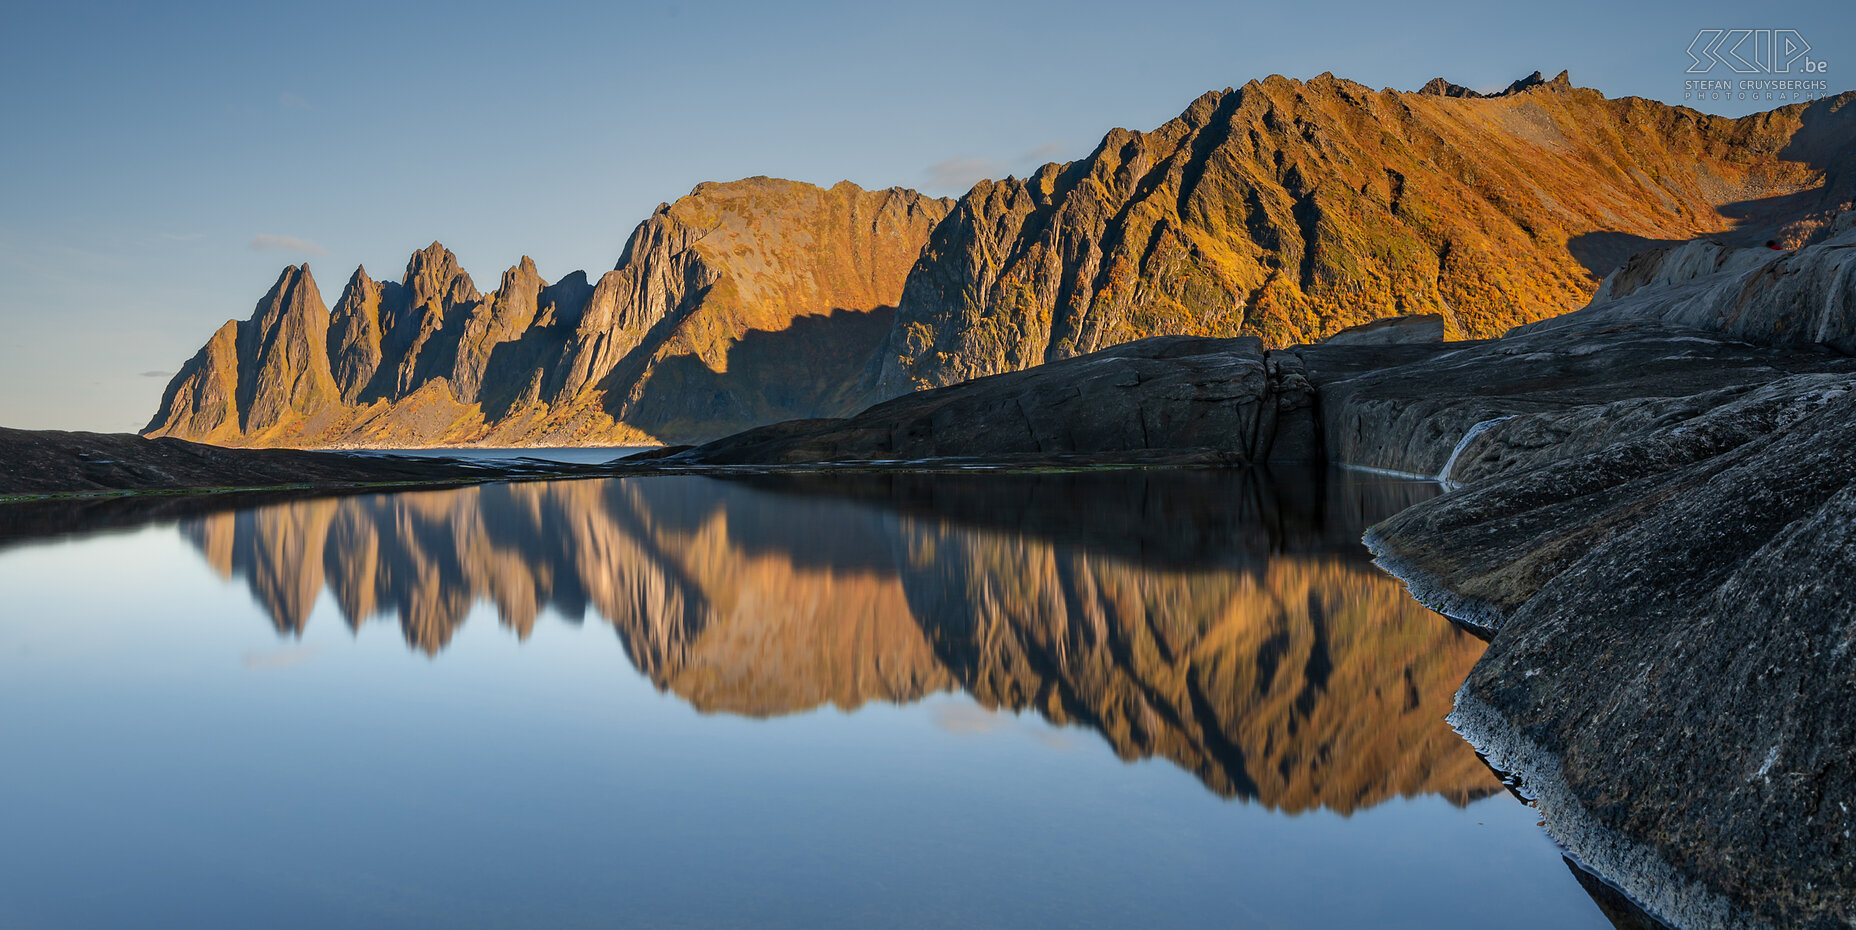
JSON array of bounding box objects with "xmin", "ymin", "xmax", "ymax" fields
[
  {"xmin": 865, "ymin": 76, "xmax": 1853, "ymax": 398},
  {"xmin": 145, "ymin": 178, "xmax": 952, "ymax": 446},
  {"xmin": 151, "ymin": 265, "xmax": 345, "ymax": 443},
  {"xmin": 666, "ymin": 218, "xmax": 1856, "ymax": 476}
]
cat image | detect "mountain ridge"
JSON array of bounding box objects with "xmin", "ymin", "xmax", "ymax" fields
[
  {"xmin": 146, "ymin": 74, "xmax": 1856, "ymax": 446},
  {"xmin": 865, "ymin": 74, "xmax": 1854, "ymax": 398},
  {"xmin": 147, "ymin": 178, "xmax": 952, "ymax": 446}
]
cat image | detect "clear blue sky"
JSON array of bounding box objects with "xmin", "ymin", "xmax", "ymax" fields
[{"xmin": 2, "ymin": 0, "xmax": 1850, "ymax": 431}]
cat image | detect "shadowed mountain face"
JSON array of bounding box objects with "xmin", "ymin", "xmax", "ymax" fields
[
  {"xmin": 172, "ymin": 470, "xmax": 1498, "ymax": 813},
  {"xmin": 146, "ymin": 179, "xmax": 952, "ymax": 447}
]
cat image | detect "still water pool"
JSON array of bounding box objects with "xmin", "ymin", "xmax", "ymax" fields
[{"xmin": 0, "ymin": 469, "xmax": 1625, "ymax": 929}]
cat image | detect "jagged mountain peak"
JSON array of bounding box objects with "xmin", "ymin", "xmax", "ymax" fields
[
  {"xmin": 1501, "ymin": 69, "xmax": 1573, "ymax": 95},
  {"xmin": 403, "ymin": 241, "xmax": 465, "ymax": 280},
  {"xmin": 401, "ymin": 241, "xmax": 478, "ymax": 305},
  {"xmin": 1419, "ymin": 77, "xmax": 1482, "ymax": 98},
  {"xmin": 498, "ymin": 256, "xmax": 543, "ymax": 291},
  {"xmin": 221, "ymin": 262, "xmax": 340, "ymax": 436},
  {"xmin": 1418, "ymin": 69, "xmax": 1575, "ymax": 99},
  {"xmin": 251, "ymin": 263, "xmax": 317, "ymax": 303},
  {"xmin": 409, "ymin": 240, "xmax": 453, "ymax": 264},
  {"xmin": 255, "ymin": 264, "xmax": 321, "ymax": 322}
]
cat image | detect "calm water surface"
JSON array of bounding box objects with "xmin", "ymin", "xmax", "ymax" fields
[
  {"xmin": 351, "ymin": 446, "xmax": 651, "ymax": 465},
  {"xmin": 0, "ymin": 469, "xmax": 1624, "ymax": 929}
]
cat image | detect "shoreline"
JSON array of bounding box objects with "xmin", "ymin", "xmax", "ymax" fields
[
  {"xmin": 1368, "ymin": 515, "xmax": 1732, "ymax": 928},
  {"xmin": 1446, "ymin": 691, "xmax": 1738, "ymax": 930}
]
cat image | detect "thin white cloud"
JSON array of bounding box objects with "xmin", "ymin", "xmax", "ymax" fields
[
  {"xmin": 279, "ymin": 92, "xmax": 311, "ymax": 110},
  {"xmin": 924, "ymin": 156, "xmax": 1005, "ymax": 194},
  {"xmin": 138, "ymin": 370, "xmax": 172, "ymax": 378},
  {"xmin": 931, "ymin": 700, "xmax": 1011, "ymax": 734},
  {"xmin": 243, "ymin": 646, "xmax": 320, "ymax": 670},
  {"xmin": 251, "ymin": 233, "xmax": 327, "ymax": 256},
  {"xmin": 929, "ymin": 700, "xmax": 1074, "ymax": 749},
  {"xmin": 923, "ymin": 141, "xmax": 1075, "ymax": 195},
  {"xmin": 1020, "ymin": 141, "xmax": 1070, "ymax": 164}
]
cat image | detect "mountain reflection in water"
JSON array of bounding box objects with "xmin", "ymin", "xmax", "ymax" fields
[{"xmin": 177, "ymin": 469, "xmax": 1499, "ymax": 814}]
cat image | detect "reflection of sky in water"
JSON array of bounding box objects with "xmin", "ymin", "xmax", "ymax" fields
[{"xmin": 0, "ymin": 473, "xmax": 1618, "ymax": 929}]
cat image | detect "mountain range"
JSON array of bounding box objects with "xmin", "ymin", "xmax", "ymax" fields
[
  {"xmin": 148, "ymin": 180, "xmax": 949, "ymax": 445},
  {"xmin": 146, "ymin": 72, "xmax": 1856, "ymax": 446}
]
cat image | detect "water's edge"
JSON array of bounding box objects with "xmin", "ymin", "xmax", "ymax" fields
[{"xmin": 1366, "ymin": 524, "xmax": 1748, "ymax": 930}]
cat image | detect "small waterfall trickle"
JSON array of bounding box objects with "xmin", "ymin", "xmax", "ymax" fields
[{"xmin": 1437, "ymin": 416, "xmax": 1516, "ymax": 489}]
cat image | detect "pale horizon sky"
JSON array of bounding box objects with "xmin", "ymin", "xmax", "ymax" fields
[{"xmin": 2, "ymin": 0, "xmax": 1851, "ymax": 431}]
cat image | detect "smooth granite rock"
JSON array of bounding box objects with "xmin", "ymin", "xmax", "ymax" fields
[
  {"xmin": 666, "ymin": 335, "xmax": 1318, "ymax": 466},
  {"xmin": 1352, "ymin": 222, "xmax": 1856, "ymax": 928},
  {"xmin": 1535, "ymin": 219, "xmax": 1856, "ymax": 354},
  {"xmin": 1318, "ymin": 313, "xmax": 1445, "ymax": 346},
  {"xmin": 1365, "ymin": 372, "xmax": 1856, "ymax": 929},
  {"xmin": 1298, "ymin": 317, "xmax": 1856, "ymax": 484}
]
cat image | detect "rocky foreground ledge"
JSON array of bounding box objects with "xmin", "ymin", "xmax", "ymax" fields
[
  {"xmin": 0, "ymin": 427, "xmax": 608, "ymax": 498},
  {"xmin": 1353, "ymin": 247, "xmax": 1856, "ymax": 926}
]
